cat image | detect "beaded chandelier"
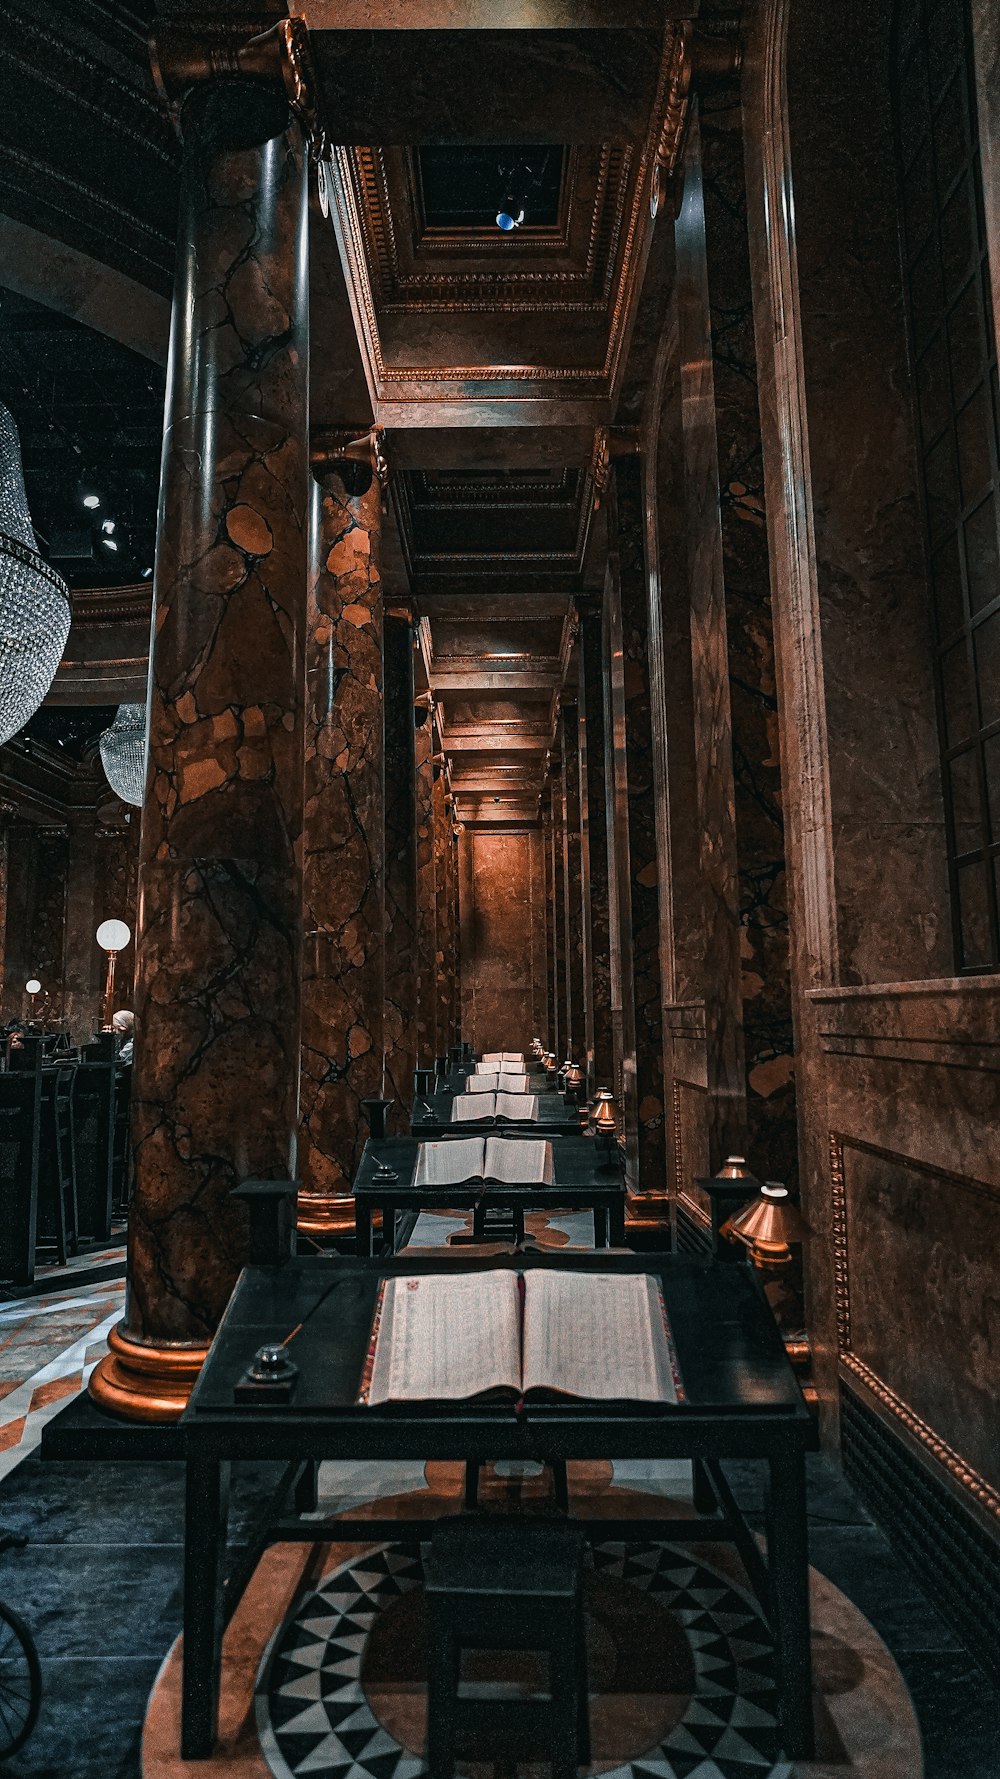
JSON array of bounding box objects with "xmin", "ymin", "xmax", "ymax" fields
[
  {"xmin": 99, "ymin": 702, "xmax": 147, "ymax": 807},
  {"xmin": 0, "ymin": 403, "xmax": 71, "ymax": 745}
]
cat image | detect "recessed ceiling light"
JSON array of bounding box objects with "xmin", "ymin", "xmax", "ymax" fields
[
  {"xmin": 103, "ymin": 537, "xmax": 119, "ymax": 552},
  {"xmin": 101, "ymin": 519, "xmax": 115, "ymax": 535},
  {"xmin": 82, "ymin": 493, "xmax": 100, "ymax": 510},
  {"xmin": 496, "ymin": 202, "xmax": 524, "ymax": 232}
]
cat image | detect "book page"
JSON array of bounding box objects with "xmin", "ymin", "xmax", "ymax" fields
[
  {"xmin": 414, "ymin": 1138, "xmax": 485, "ymax": 1187},
  {"xmin": 466, "ymin": 1074, "xmax": 500, "ymax": 1093},
  {"xmin": 481, "ymin": 1052, "xmax": 504, "ymax": 1063},
  {"xmin": 453, "ymin": 1094, "xmax": 495, "ymax": 1121},
  {"xmin": 496, "ymin": 1092, "xmax": 538, "ymax": 1121},
  {"xmin": 484, "ymin": 1136, "xmax": 554, "ymax": 1185},
  {"xmin": 367, "ymin": 1271, "xmax": 521, "ymax": 1403},
  {"xmin": 501, "ymin": 1052, "xmax": 523, "ymax": 1063},
  {"xmin": 497, "ymin": 1070, "xmax": 529, "ymax": 1087},
  {"xmin": 522, "ymin": 1272, "xmax": 679, "ymax": 1403}
]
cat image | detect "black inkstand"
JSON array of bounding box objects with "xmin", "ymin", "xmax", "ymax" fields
[{"xmin": 234, "ymin": 1343, "xmax": 299, "ymax": 1403}]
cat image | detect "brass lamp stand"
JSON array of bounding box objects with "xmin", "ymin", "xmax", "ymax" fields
[{"xmin": 96, "ymin": 919, "xmax": 132, "ymax": 1031}]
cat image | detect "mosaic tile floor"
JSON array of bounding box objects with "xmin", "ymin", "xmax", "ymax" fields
[{"xmin": 0, "ymin": 1275, "xmax": 124, "ymax": 1482}]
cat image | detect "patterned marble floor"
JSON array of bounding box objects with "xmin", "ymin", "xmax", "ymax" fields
[{"xmin": 0, "ymin": 1274, "xmax": 124, "ymax": 1482}]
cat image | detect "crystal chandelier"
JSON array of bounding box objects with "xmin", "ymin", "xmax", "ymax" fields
[
  {"xmin": 0, "ymin": 403, "xmax": 71, "ymax": 745},
  {"xmin": 99, "ymin": 702, "xmax": 147, "ymax": 807}
]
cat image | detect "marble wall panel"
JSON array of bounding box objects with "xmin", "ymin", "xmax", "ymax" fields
[
  {"xmin": 787, "ymin": 0, "xmax": 951, "ymax": 982},
  {"xmin": 700, "ymin": 89, "xmax": 798, "ymax": 1187},
  {"xmin": 61, "ymin": 815, "xmax": 102, "ymax": 1046},
  {"xmin": 550, "ymin": 774, "xmax": 567, "ymax": 1062},
  {"xmin": 27, "ymin": 830, "xmax": 68, "ymax": 1026},
  {"xmin": 579, "ymin": 610, "xmax": 614, "ymax": 1095},
  {"xmin": 432, "ymin": 769, "xmax": 453, "ymax": 1062},
  {"xmin": 460, "ymin": 827, "xmax": 546, "ymax": 1055},
  {"xmin": 561, "ymin": 702, "xmax": 586, "ymax": 1066},
  {"xmin": 675, "ymin": 114, "xmax": 747, "ymax": 1169},
  {"xmin": 542, "ymin": 794, "xmax": 558, "ymax": 1055},
  {"xmin": 840, "ymin": 1140, "xmax": 1000, "ymax": 1499},
  {"xmin": 299, "ymin": 462, "xmax": 384, "ymax": 1205},
  {"xmin": 383, "ymin": 614, "xmax": 418, "ymax": 1132},
  {"xmin": 414, "ymin": 712, "xmax": 437, "ymax": 1070}
]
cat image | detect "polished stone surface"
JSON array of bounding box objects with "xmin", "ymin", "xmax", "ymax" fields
[
  {"xmin": 126, "ymin": 97, "xmax": 309, "ymax": 1348},
  {"xmin": 382, "ymin": 614, "xmax": 418, "ymax": 1135},
  {"xmin": 299, "ymin": 458, "xmax": 384, "ymax": 1204}
]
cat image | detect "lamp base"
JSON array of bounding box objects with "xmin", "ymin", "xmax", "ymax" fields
[
  {"xmin": 89, "ymin": 1323, "xmax": 209, "ymax": 1423},
  {"xmin": 296, "ymin": 1192, "xmax": 355, "ymax": 1237}
]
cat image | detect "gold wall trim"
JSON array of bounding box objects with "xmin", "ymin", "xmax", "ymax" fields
[{"xmin": 830, "ymin": 1129, "xmax": 1000, "ymax": 1526}]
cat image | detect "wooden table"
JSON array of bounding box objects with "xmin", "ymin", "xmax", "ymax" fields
[
  {"xmin": 178, "ymin": 1252, "xmax": 817, "ymax": 1761},
  {"xmin": 353, "ymin": 1133, "xmax": 626, "ymax": 1254}
]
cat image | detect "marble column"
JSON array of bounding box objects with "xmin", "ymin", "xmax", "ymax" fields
[
  {"xmin": 579, "ymin": 610, "xmax": 614, "ymax": 1099},
  {"xmin": 550, "ymin": 770, "xmax": 567, "ymax": 1061},
  {"xmin": 675, "ymin": 109, "xmax": 748, "ymax": 1167},
  {"xmin": 383, "ymin": 610, "xmax": 418, "ymax": 1132},
  {"xmin": 297, "ymin": 437, "xmax": 385, "ymax": 1234},
  {"xmin": 91, "ymin": 50, "xmax": 311, "ymax": 1420},
  {"xmin": 432, "ymin": 766, "xmax": 452, "ymax": 1070},
  {"xmin": 560, "ymin": 700, "xmax": 586, "ymax": 1068},
  {"xmin": 541, "ymin": 791, "xmax": 558, "ymax": 1055},
  {"xmin": 604, "ymin": 455, "xmax": 669, "ymax": 1210},
  {"xmin": 414, "ymin": 702, "xmax": 437, "ymax": 1069}
]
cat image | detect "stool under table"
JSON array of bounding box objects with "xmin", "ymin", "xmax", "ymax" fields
[{"xmin": 424, "ymin": 1515, "xmax": 590, "ymax": 1779}]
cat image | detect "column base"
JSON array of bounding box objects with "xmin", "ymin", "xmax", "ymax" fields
[
  {"xmin": 625, "ymin": 1191, "xmax": 672, "ymax": 1234},
  {"xmin": 296, "ymin": 1192, "xmax": 356, "ymax": 1237},
  {"xmin": 89, "ymin": 1323, "xmax": 210, "ymax": 1424}
]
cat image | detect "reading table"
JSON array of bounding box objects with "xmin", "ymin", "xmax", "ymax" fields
[
  {"xmin": 178, "ymin": 1252, "xmax": 817, "ymax": 1762},
  {"xmin": 352, "ymin": 1133, "xmax": 626, "ymax": 1254},
  {"xmin": 411, "ymin": 1088, "xmax": 581, "ymax": 1138}
]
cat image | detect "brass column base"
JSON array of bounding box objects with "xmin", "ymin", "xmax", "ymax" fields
[
  {"xmin": 89, "ymin": 1323, "xmax": 210, "ymax": 1424},
  {"xmin": 625, "ymin": 1191, "xmax": 671, "ymax": 1233},
  {"xmin": 296, "ymin": 1192, "xmax": 355, "ymax": 1237}
]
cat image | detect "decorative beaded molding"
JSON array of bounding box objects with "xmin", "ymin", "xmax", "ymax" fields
[{"xmin": 830, "ymin": 1129, "xmax": 1000, "ymax": 1525}]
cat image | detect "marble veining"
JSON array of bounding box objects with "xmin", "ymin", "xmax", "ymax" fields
[
  {"xmin": 382, "ymin": 614, "xmax": 418, "ymax": 1133},
  {"xmin": 298, "ymin": 456, "xmax": 385, "ymax": 1207}
]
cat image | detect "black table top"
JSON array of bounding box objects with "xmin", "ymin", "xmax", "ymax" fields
[
  {"xmin": 412, "ymin": 1088, "xmax": 582, "ymax": 1137},
  {"xmin": 183, "ymin": 1253, "xmax": 815, "ymax": 1446},
  {"xmin": 354, "ymin": 1134, "xmax": 624, "ymax": 1204}
]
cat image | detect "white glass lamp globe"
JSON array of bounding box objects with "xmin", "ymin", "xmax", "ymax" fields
[
  {"xmin": 96, "ymin": 919, "xmax": 131, "ymax": 953},
  {"xmin": 25, "ymin": 978, "xmax": 41, "ymax": 995}
]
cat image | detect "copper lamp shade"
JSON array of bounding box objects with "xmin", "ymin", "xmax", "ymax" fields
[{"xmin": 726, "ymin": 1182, "xmax": 808, "ymax": 1265}]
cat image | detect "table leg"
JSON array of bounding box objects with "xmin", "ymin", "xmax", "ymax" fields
[
  {"xmin": 691, "ymin": 1458, "xmax": 715, "ymax": 1515},
  {"xmin": 608, "ymin": 1198, "xmax": 626, "ymax": 1246},
  {"xmin": 767, "ymin": 1445, "xmax": 814, "ymax": 1758},
  {"xmin": 356, "ymin": 1204, "xmax": 373, "ymax": 1258},
  {"xmin": 593, "ymin": 1206, "xmax": 609, "ymax": 1248},
  {"xmin": 181, "ymin": 1456, "xmax": 230, "ymax": 1760},
  {"xmin": 294, "ymin": 1458, "xmax": 319, "ymax": 1514}
]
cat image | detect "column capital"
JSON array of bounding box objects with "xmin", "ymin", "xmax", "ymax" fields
[
  {"xmin": 311, "ymin": 424, "xmax": 387, "ymax": 480},
  {"xmin": 589, "ymin": 425, "xmax": 641, "ymax": 509},
  {"xmin": 151, "ymin": 14, "xmax": 320, "ymax": 143}
]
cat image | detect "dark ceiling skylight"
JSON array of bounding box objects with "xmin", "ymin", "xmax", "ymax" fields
[{"xmin": 417, "ymin": 145, "xmax": 563, "ymax": 231}]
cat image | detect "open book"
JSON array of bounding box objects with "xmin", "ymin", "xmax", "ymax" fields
[
  {"xmin": 465, "ymin": 1072, "xmax": 529, "ymax": 1094},
  {"xmin": 414, "ymin": 1136, "xmax": 555, "ymax": 1189},
  {"xmin": 482, "ymin": 1052, "xmax": 524, "ymax": 1064},
  {"xmin": 453, "ymin": 1092, "xmax": 539, "ymax": 1123},
  {"xmin": 474, "ymin": 1062, "xmax": 528, "ymax": 1078},
  {"xmin": 364, "ymin": 1270, "xmax": 682, "ymax": 1406}
]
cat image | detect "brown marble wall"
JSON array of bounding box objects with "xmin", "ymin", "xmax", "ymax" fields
[
  {"xmin": 604, "ymin": 458, "xmax": 668, "ymax": 1204},
  {"xmin": 578, "ymin": 609, "xmax": 614, "ymax": 1098},
  {"xmin": 299, "ymin": 453, "xmax": 385, "ymax": 1217},
  {"xmin": 109, "ymin": 84, "xmax": 310, "ymax": 1377},
  {"xmin": 26, "ymin": 829, "xmax": 69, "ymax": 1026},
  {"xmin": 675, "ymin": 112, "xmax": 747, "ymax": 1170},
  {"xmin": 542, "ymin": 792, "xmax": 558, "ymax": 1054},
  {"xmin": 383, "ymin": 612, "xmax": 418, "ymax": 1132},
  {"xmin": 787, "ymin": 0, "xmax": 951, "ymax": 983},
  {"xmin": 699, "ymin": 88, "xmax": 798, "ymax": 1187},
  {"xmin": 61, "ymin": 815, "xmax": 102, "ymax": 1044},
  {"xmin": 432, "ymin": 768, "xmax": 454, "ymax": 1064},
  {"xmin": 560, "ymin": 701, "xmax": 586, "ymax": 1068},
  {"xmin": 413, "ymin": 706, "xmax": 437, "ymax": 1070},
  {"xmin": 550, "ymin": 772, "xmax": 567, "ymax": 1062},
  {"xmin": 458, "ymin": 826, "xmax": 548, "ymax": 1055}
]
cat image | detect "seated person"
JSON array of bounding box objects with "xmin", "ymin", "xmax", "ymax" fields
[{"xmin": 112, "ymin": 1008, "xmax": 135, "ymax": 1064}]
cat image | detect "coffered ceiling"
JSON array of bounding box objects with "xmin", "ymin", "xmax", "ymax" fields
[{"xmin": 0, "ymin": 0, "xmax": 696, "ymax": 827}]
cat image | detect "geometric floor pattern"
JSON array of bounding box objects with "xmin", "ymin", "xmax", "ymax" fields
[
  {"xmin": 0, "ymin": 1274, "xmax": 124, "ymax": 1483},
  {"xmin": 256, "ymin": 1539, "xmax": 793, "ymax": 1779}
]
